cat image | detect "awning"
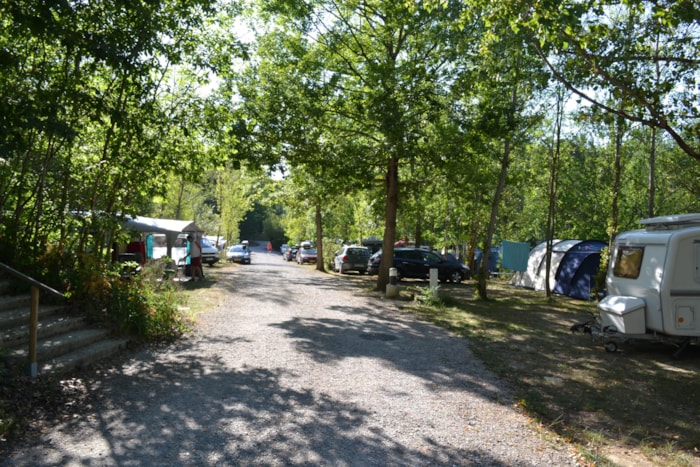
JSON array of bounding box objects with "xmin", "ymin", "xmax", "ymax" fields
[
  {"xmin": 122, "ymin": 216, "xmax": 201, "ymax": 235},
  {"xmin": 122, "ymin": 216, "xmax": 202, "ymax": 259}
]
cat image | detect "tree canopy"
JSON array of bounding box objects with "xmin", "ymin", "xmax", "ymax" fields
[{"xmin": 1, "ymin": 0, "xmax": 698, "ymax": 295}]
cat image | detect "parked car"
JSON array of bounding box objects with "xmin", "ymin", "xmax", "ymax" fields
[
  {"xmin": 367, "ymin": 247, "xmax": 469, "ymax": 283},
  {"xmin": 151, "ymin": 233, "xmax": 219, "ymax": 266},
  {"xmin": 280, "ymin": 244, "xmax": 288, "ymax": 255},
  {"xmin": 334, "ymin": 245, "xmax": 371, "ymax": 274},
  {"xmin": 226, "ymin": 243, "xmax": 251, "ymax": 264},
  {"xmin": 296, "ymin": 245, "xmax": 317, "ymax": 264},
  {"xmin": 445, "ymin": 254, "xmax": 471, "ymax": 279},
  {"xmin": 199, "ymin": 236, "xmax": 220, "ymax": 266},
  {"xmin": 284, "ymin": 245, "xmax": 299, "ymax": 261}
]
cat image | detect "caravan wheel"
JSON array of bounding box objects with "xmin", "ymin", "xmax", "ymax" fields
[{"xmin": 604, "ymin": 341, "xmax": 618, "ymax": 353}]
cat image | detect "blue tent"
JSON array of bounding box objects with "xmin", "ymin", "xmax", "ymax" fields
[
  {"xmin": 553, "ymin": 240, "xmax": 606, "ymax": 300},
  {"xmin": 474, "ymin": 246, "xmax": 500, "ymax": 274}
]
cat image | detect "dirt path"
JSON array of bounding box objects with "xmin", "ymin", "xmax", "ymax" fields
[{"xmin": 2, "ymin": 247, "xmax": 579, "ymax": 466}]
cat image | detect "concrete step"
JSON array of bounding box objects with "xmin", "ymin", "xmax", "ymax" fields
[
  {"xmin": 0, "ymin": 294, "xmax": 31, "ymax": 313},
  {"xmin": 0, "ymin": 303, "xmax": 66, "ymax": 331},
  {"xmin": 0, "ymin": 279, "xmax": 19, "ymax": 295},
  {"xmin": 0, "ymin": 314, "xmax": 86, "ymax": 348},
  {"xmin": 11, "ymin": 327, "xmax": 113, "ymax": 362},
  {"xmin": 0, "ymin": 286, "xmax": 132, "ymax": 375},
  {"xmin": 41, "ymin": 337, "xmax": 131, "ymax": 373}
]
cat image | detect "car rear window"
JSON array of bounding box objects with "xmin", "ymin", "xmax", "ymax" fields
[{"xmin": 348, "ymin": 248, "xmax": 369, "ymax": 257}]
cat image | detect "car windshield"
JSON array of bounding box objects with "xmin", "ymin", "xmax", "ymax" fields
[
  {"xmin": 231, "ymin": 245, "xmax": 246, "ymax": 252},
  {"xmin": 303, "ymin": 249, "xmax": 317, "ymax": 254}
]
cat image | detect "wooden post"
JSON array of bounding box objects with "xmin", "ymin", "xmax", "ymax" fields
[{"xmin": 28, "ymin": 286, "xmax": 39, "ymax": 377}]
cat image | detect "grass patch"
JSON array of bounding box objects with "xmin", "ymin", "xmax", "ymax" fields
[{"xmin": 403, "ymin": 280, "xmax": 700, "ymax": 466}]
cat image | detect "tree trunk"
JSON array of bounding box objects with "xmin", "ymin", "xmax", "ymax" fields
[
  {"xmin": 477, "ymin": 85, "xmax": 518, "ymax": 300},
  {"xmin": 414, "ymin": 216, "xmax": 423, "ymax": 249},
  {"xmin": 467, "ymin": 223, "xmax": 478, "ymax": 274},
  {"xmin": 608, "ymin": 114, "xmax": 624, "ymax": 251},
  {"xmin": 315, "ymin": 202, "xmax": 325, "ymax": 272},
  {"xmin": 545, "ymin": 87, "xmax": 565, "ymax": 298},
  {"xmin": 377, "ymin": 154, "xmax": 399, "ymax": 292},
  {"xmin": 477, "ymin": 136, "xmax": 512, "ymax": 300},
  {"xmin": 648, "ymin": 126, "xmax": 656, "ymax": 218}
]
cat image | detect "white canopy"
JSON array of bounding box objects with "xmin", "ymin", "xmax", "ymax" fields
[
  {"xmin": 122, "ymin": 215, "xmax": 201, "ymax": 235},
  {"xmin": 122, "ymin": 216, "xmax": 202, "ymax": 259}
]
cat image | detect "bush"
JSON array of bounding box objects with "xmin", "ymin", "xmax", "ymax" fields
[
  {"xmin": 322, "ymin": 238, "xmax": 341, "ymax": 271},
  {"xmin": 414, "ymin": 285, "xmax": 443, "ymax": 307},
  {"xmin": 593, "ymin": 246, "xmax": 610, "ymax": 297},
  {"xmin": 57, "ymin": 253, "xmax": 189, "ymax": 342},
  {"xmin": 103, "ymin": 264, "xmax": 189, "ymax": 341}
]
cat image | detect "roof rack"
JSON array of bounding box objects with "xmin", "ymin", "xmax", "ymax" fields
[{"xmin": 639, "ymin": 213, "xmax": 700, "ymax": 230}]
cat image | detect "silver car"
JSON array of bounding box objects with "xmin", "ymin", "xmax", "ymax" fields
[
  {"xmin": 226, "ymin": 244, "xmax": 251, "ymax": 264},
  {"xmin": 333, "ymin": 245, "xmax": 371, "ymax": 274}
]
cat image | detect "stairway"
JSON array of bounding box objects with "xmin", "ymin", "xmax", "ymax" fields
[{"xmin": 0, "ymin": 277, "xmax": 131, "ymax": 375}]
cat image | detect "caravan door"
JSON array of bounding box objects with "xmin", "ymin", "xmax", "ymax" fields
[{"xmin": 661, "ymin": 231, "xmax": 700, "ymax": 336}]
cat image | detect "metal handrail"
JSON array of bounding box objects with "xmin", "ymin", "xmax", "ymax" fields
[
  {"xmin": 0, "ymin": 262, "xmax": 66, "ymax": 377},
  {"xmin": 0, "ymin": 262, "xmax": 64, "ymax": 299}
]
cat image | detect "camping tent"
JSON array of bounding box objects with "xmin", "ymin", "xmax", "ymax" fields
[
  {"xmin": 473, "ymin": 246, "xmax": 501, "ymax": 274},
  {"xmin": 510, "ymin": 240, "xmax": 563, "ymax": 290},
  {"xmin": 553, "ymin": 240, "xmax": 606, "ymax": 300},
  {"xmin": 510, "ymin": 239, "xmax": 605, "ymax": 300}
]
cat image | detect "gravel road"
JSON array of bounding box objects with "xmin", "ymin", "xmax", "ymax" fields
[{"xmin": 3, "ymin": 246, "xmax": 579, "ymax": 466}]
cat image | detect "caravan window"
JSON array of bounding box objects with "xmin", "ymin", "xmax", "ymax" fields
[{"xmin": 613, "ymin": 246, "xmax": 644, "ymax": 279}]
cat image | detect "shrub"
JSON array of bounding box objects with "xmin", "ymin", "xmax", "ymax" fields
[
  {"xmin": 62, "ymin": 255, "xmax": 189, "ymax": 342},
  {"xmin": 415, "ymin": 285, "xmax": 443, "ymax": 307},
  {"xmin": 322, "ymin": 238, "xmax": 341, "ymax": 270}
]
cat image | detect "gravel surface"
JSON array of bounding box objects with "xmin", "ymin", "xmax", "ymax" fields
[{"xmin": 3, "ymin": 247, "xmax": 579, "ymax": 466}]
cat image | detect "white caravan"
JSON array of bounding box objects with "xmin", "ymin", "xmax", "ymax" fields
[{"xmin": 586, "ymin": 213, "xmax": 700, "ymax": 356}]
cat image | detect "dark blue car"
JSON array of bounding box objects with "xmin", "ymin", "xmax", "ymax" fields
[{"xmin": 367, "ymin": 247, "xmax": 470, "ymax": 283}]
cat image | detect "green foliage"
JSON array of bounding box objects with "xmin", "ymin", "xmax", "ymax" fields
[
  {"xmin": 2, "ymin": 0, "xmax": 699, "ymax": 321},
  {"xmin": 594, "ymin": 246, "xmax": 610, "ymax": 298},
  {"xmin": 60, "ymin": 255, "xmax": 189, "ymax": 342},
  {"xmin": 321, "ymin": 237, "xmax": 341, "ymax": 271},
  {"xmin": 107, "ymin": 264, "xmax": 189, "ymax": 341},
  {"xmin": 262, "ymin": 213, "xmax": 286, "ymax": 248},
  {"xmin": 0, "ymin": 0, "xmax": 224, "ymax": 268},
  {"xmin": 21, "ymin": 247, "xmax": 188, "ymax": 342},
  {"xmin": 495, "ymin": 0, "xmax": 700, "ymax": 161},
  {"xmin": 414, "ymin": 285, "xmax": 443, "ymax": 308},
  {"xmin": 216, "ymin": 165, "xmax": 259, "ymax": 244}
]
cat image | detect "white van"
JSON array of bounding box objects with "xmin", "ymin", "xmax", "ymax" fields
[{"xmin": 151, "ymin": 234, "xmax": 219, "ymax": 266}]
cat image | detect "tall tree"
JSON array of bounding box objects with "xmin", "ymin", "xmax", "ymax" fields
[
  {"xmin": 0, "ymin": 0, "xmax": 219, "ymax": 266},
  {"xmin": 544, "ymin": 85, "xmax": 567, "ymax": 298},
  {"xmin": 453, "ymin": 9, "xmax": 547, "ymax": 299},
  {"xmin": 498, "ymin": 0, "xmax": 700, "ymax": 161},
  {"xmin": 251, "ymin": 0, "xmax": 472, "ymax": 290}
]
